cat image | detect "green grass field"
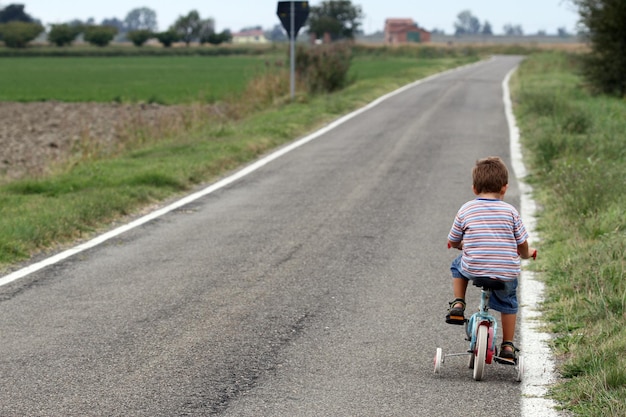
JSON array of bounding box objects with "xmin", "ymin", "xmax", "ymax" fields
[
  {"xmin": 0, "ymin": 55, "xmax": 278, "ymax": 103},
  {"xmin": 0, "ymin": 53, "xmax": 473, "ymax": 104}
]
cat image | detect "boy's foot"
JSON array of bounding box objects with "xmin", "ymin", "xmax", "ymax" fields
[
  {"xmin": 445, "ymin": 298, "xmax": 466, "ymax": 325},
  {"xmin": 495, "ymin": 341, "xmax": 519, "ymax": 365}
]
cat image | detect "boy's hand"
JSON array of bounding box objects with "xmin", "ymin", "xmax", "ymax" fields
[
  {"xmin": 519, "ymin": 247, "xmax": 537, "ymax": 260},
  {"xmin": 448, "ymin": 241, "xmax": 463, "ymax": 250}
]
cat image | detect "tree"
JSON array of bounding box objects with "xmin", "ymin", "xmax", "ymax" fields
[
  {"xmin": 0, "ymin": 21, "xmax": 43, "ymax": 47},
  {"xmin": 573, "ymin": 0, "xmax": 626, "ymax": 96},
  {"xmin": 48, "ymin": 23, "xmax": 81, "ymax": 46},
  {"xmin": 204, "ymin": 30, "xmax": 231, "ymax": 45},
  {"xmin": 454, "ymin": 10, "xmax": 481, "ymax": 35},
  {"xmin": 101, "ymin": 17, "xmax": 125, "ymax": 34},
  {"xmin": 124, "ymin": 7, "xmax": 158, "ymax": 32},
  {"xmin": 83, "ymin": 25, "xmax": 118, "ymax": 47},
  {"xmin": 308, "ymin": 0, "xmax": 363, "ymax": 41},
  {"xmin": 481, "ymin": 21, "xmax": 493, "ymax": 35},
  {"xmin": 557, "ymin": 27, "xmax": 570, "ymax": 37},
  {"xmin": 172, "ymin": 10, "xmax": 202, "ymax": 46},
  {"xmin": 503, "ymin": 23, "xmax": 524, "ymax": 36},
  {"xmin": 155, "ymin": 29, "xmax": 179, "ymax": 47},
  {"xmin": 0, "ymin": 4, "xmax": 34, "ymax": 23},
  {"xmin": 127, "ymin": 29, "xmax": 152, "ymax": 46},
  {"xmin": 197, "ymin": 18, "xmax": 216, "ymax": 44}
]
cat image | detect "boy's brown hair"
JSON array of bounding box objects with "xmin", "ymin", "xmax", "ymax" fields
[{"xmin": 473, "ymin": 156, "xmax": 509, "ymax": 194}]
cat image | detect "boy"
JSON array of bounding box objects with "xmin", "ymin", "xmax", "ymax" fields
[{"xmin": 445, "ymin": 156, "xmax": 536, "ymax": 364}]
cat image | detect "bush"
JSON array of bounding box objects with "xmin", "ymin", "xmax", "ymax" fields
[
  {"xmin": 574, "ymin": 0, "xmax": 626, "ymax": 96},
  {"xmin": 155, "ymin": 30, "xmax": 179, "ymax": 47},
  {"xmin": 48, "ymin": 24, "xmax": 81, "ymax": 47},
  {"xmin": 201, "ymin": 30, "xmax": 231, "ymax": 46},
  {"xmin": 127, "ymin": 29, "xmax": 153, "ymax": 47},
  {"xmin": 295, "ymin": 42, "xmax": 353, "ymax": 94},
  {"xmin": 0, "ymin": 21, "xmax": 43, "ymax": 48},
  {"xmin": 83, "ymin": 25, "xmax": 118, "ymax": 47}
]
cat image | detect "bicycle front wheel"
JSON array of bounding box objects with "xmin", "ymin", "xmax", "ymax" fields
[{"xmin": 473, "ymin": 324, "xmax": 488, "ymax": 381}]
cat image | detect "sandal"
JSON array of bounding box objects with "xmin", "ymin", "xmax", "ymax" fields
[
  {"xmin": 445, "ymin": 298, "xmax": 466, "ymax": 325},
  {"xmin": 496, "ymin": 341, "xmax": 519, "ymax": 365}
]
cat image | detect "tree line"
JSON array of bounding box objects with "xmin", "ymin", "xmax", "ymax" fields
[
  {"xmin": 0, "ymin": 5, "xmax": 231, "ymax": 48},
  {"xmin": 0, "ymin": 2, "xmax": 575, "ymax": 48},
  {"xmin": 450, "ymin": 9, "xmax": 572, "ymax": 37},
  {"xmin": 0, "ymin": 2, "xmax": 366, "ymax": 48}
]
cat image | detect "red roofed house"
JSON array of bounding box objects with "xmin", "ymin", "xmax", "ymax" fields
[{"xmin": 384, "ymin": 18, "xmax": 431, "ymax": 44}]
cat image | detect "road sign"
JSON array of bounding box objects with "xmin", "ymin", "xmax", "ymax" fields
[{"xmin": 276, "ymin": 1, "xmax": 309, "ymax": 38}]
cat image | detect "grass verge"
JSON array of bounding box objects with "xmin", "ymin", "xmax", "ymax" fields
[
  {"xmin": 511, "ymin": 51, "xmax": 626, "ymax": 416},
  {"xmin": 0, "ymin": 53, "xmax": 479, "ymax": 272}
]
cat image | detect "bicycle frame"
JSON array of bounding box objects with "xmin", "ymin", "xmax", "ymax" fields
[{"xmin": 465, "ymin": 288, "xmax": 498, "ymax": 364}]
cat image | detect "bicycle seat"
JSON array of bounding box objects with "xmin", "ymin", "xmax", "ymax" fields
[{"xmin": 472, "ymin": 277, "xmax": 506, "ymax": 291}]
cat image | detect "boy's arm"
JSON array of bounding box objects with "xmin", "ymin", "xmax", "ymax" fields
[{"xmin": 517, "ymin": 240, "xmax": 538, "ymax": 260}]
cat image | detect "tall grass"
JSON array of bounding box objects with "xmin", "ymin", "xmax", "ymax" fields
[{"xmin": 512, "ymin": 51, "xmax": 626, "ymax": 416}]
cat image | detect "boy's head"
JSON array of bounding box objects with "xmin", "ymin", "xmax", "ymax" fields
[{"xmin": 472, "ymin": 156, "xmax": 509, "ymax": 194}]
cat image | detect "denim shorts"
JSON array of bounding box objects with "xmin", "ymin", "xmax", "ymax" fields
[{"xmin": 450, "ymin": 255, "xmax": 518, "ymax": 314}]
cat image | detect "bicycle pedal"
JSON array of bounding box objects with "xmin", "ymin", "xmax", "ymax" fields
[
  {"xmin": 494, "ymin": 356, "xmax": 517, "ymax": 366},
  {"xmin": 445, "ymin": 316, "xmax": 466, "ymax": 325}
]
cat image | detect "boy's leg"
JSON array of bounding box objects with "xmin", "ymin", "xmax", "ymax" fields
[
  {"xmin": 447, "ymin": 255, "xmax": 469, "ymax": 324},
  {"xmin": 501, "ymin": 313, "xmax": 516, "ymax": 342},
  {"xmin": 499, "ymin": 313, "xmax": 517, "ymax": 362},
  {"xmin": 446, "ymin": 277, "xmax": 469, "ymax": 324},
  {"xmin": 488, "ymin": 280, "xmax": 519, "ymax": 363},
  {"xmin": 453, "ymin": 277, "xmax": 468, "ymax": 302}
]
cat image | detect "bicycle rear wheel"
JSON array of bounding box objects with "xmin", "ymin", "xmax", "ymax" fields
[{"xmin": 473, "ymin": 324, "xmax": 488, "ymax": 381}]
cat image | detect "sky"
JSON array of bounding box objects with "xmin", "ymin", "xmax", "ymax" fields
[{"xmin": 11, "ymin": 1, "xmax": 580, "ymax": 35}]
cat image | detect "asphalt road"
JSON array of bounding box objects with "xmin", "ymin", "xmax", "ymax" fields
[{"xmin": 0, "ymin": 55, "xmax": 526, "ymax": 416}]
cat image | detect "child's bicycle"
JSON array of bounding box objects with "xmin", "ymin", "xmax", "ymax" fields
[{"xmin": 433, "ymin": 277, "xmax": 524, "ymax": 382}]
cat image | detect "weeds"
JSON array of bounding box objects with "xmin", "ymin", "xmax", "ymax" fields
[{"xmin": 296, "ymin": 42, "xmax": 354, "ymax": 94}]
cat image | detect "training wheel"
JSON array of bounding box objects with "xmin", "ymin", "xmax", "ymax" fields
[
  {"xmin": 434, "ymin": 347, "xmax": 444, "ymax": 374},
  {"xmin": 515, "ymin": 354, "xmax": 524, "ymax": 382}
]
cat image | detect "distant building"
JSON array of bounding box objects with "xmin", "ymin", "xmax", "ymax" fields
[
  {"xmin": 384, "ymin": 18, "xmax": 431, "ymax": 44},
  {"xmin": 232, "ymin": 29, "xmax": 268, "ymax": 44}
]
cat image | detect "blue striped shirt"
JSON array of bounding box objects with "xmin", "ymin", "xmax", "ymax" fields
[{"xmin": 448, "ymin": 198, "xmax": 528, "ymax": 280}]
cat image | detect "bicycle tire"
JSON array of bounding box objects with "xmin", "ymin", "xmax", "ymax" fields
[
  {"xmin": 473, "ymin": 324, "xmax": 488, "ymax": 380},
  {"xmin": 515, "ymin": 354, "xmax": 524, "ymax": 382},
  {"xmin": 434, "ymin": 347, "xmax": 443, "ymax": 374}
]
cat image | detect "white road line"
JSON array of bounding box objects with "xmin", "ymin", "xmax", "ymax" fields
[
  {"xmin": 504, "ymin": 67, "xmax": 561, "ymax": 416},
  {"xmin": 0, "ymin": 60, "xmax": 484, "ymax": 288}
]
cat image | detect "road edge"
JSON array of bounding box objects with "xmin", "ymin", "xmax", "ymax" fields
[{"xmin": 503, "ymin": 66, "xmax": 561, "ymax": 416}]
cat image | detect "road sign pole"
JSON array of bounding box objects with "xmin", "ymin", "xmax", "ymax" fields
[
  {"xmin": 290, "ymin": 1, "xmax": 295, "ymax": 99},
  {"xmin": 277, "ymin": 1, "xmax": 309, "ymax": 100}
]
